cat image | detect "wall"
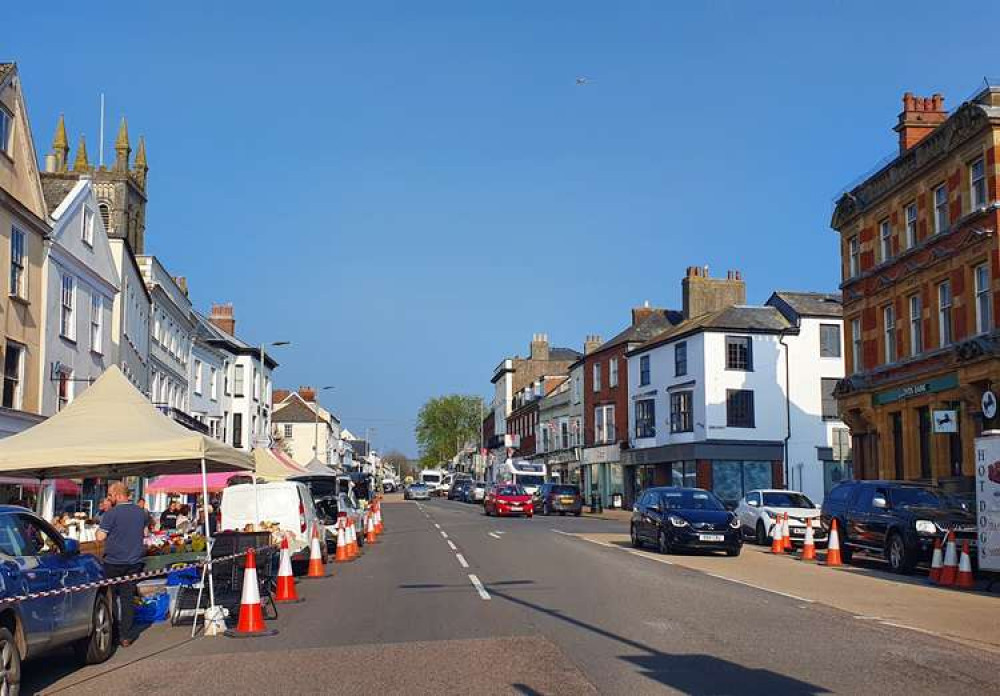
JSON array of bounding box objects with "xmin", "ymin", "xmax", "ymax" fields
[
  {"xmin": 108, "ymin": 239, "xmax": 150, "ymax": 393},
  {"xmin": 189, "ymin": 341, "xmax": 226, "ymax": 439},
  {"xmin": 628, "ymin": 333, "xmax": 706, "ymax": 449},
  {"xmin": 583, "ymin": 343, "xmax": 629, "ymax": 445}
]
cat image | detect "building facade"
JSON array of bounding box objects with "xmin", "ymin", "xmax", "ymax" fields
[
  {"xmin": 190, "ymin": 314, "xmax": 229, "ymax": 441},
  {"xmin": 832, "ymin": 88, "xmax": 1000, "ymax": 492},
  {"xmin": 272, "ymin": 387, "xmax": 341, "ymax": 467},
  {"xmin": 536, "ymin": 377, "xmax": 574, "ymax": 483},
  {"xmin": 138, "ymin": 255, "xmax": 194, "ymax": 414},
  {"xmin": 107, "ymin": 238, "xmax": 150, "ymax": 393}
]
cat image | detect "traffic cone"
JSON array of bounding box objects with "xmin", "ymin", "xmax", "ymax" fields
[
  {"xmin": 225, "ymin": 548, "xmax": 278, "ymax": 637},
  {"xmin": 938, "ymin": 532, "xmax": 958, "ymax": 586},
  {"xmin": 306, "ymin": 526, "xmax": 326, "ymax": 579},
  {"xmin": 771, "ymin": 515, "xmax": 784, "ymax": 554},
  {"xmin": 334, "ymin": 518, "xmax": 351, "ymax": 563},
  {"xmin": 783, "ymin": 513, "xmax": 792, "ymax": 551},
  {"xmin": 375, "ymin": 502, "xmax": 384, "ymax": 535},
  {"xmin": 347, "ymin": 516, "xmax": 361, "ymax": 558},
  {"xmin": 928, "ymin": 534, "xmax": 944, "ymax": 584},
  {"xmin": 365, "ymin": 511, "xmax": 378, "ymax": 545},
  {"xmin": 800, "ymin": 518, "xmax": 816, "ymax": 561},
  {"xmin": 274, "ymin": 537, "xmax": 303, "ymax": 603},
  {"xmin": 954, "ymin": 541, "xmax": 976, "ymax": 590},
  {"xmin": 825, "ymin": 519, "xmax": 843, "ymax": 566}
]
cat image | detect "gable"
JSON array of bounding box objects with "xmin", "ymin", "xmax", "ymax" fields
[
  {"xmin": 0, "ymin": 65, "xmax": 47, "ymax": 223},
  {"xmin": 48, "ymin": 180, "xmax": 120, "ymax": 293}
]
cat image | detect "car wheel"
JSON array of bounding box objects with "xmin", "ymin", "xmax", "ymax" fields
[
  {"xmin": 630, "ymin": 524, "xmax": 641, "ymax": 549},
  {"xmin": 755, "ymin": 521, "xmax": 768, "ymax": 546},
  {"xmin": 74, "ymin": 592, "xmax": 115, "ymax": 665},
  {"xmin": 0, "ymin": 626, "xmax": 20, "ymax": 696},
  {"xmin": 657, "ymin": 530, "xmax": 671, "ymax": 555},
  {"xmin": 886, "ymin": 532, "xmax": 915, "ymax": 574},
  {"xmin": 726, "ymin": 545, "xmax": 742, "ymax": 557}
]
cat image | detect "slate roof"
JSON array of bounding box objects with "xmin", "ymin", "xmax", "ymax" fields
[
  {"xmin": 632, "ymin": 305, "xmax": 792, "ymax": 355},
  {"xmin": 548, "ymin": 347, "xmax": 582, "ymax": 361},
  {"xmin": 769, "ymin": 291, "xmax": 843, "ymax": 318},
  {"xmin": 594, "ymin": 308, "xmax": 684, "ymax": 354},
  {"xmin": 272, "ymin": 396, "xmax": 324, "ymax": 424},
  {"xmin": 192, "ymin": 310, "xmax": 279, "ymax": 368}
]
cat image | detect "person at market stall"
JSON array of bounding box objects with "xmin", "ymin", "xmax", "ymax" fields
[
  {"xmin": 197, "ymin": 501, "xmax": 217, "ymax": 536},
  {"xmin": 96, "ymin": 483, "xmax": 147, "ymax": 648},
  {"xmin": 137, "ymin": 498, "xmax": 153, "ymax": 531},
  {"xmin": 97, "ymin": 496, "xmax": 113, "ymax": 521},
  {"xmin": 159, "ymin": 499, "xmax": 180, "ymax": 531},
  {"xmin": 174, "ymin": 504, "xmax": 192, "ymax": 534}
]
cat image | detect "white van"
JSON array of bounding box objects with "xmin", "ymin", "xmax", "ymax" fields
[
  {"xmin": 220, "ymin": 481, "xmax": 326, "ymax": 565},
  {"xmin": 420, "ymin": 469, "xmax": 446, "ymax": 494}
]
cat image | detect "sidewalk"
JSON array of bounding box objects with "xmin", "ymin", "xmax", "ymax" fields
[{"xmin": 579, "ymin": 507, "xmax": 632, "ymax": 522}]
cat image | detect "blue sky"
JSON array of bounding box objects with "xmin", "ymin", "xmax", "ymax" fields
[{"xmin": 9, "ymin": 2, "xmax": 992, "ymax": 456}]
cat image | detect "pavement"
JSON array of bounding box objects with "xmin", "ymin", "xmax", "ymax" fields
[{"xmin": 24, "ymin": 497, "xmax": 1000, "ymax": 695}]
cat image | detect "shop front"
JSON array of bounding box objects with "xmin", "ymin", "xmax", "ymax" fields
[
  {"xmin": 545, "ymin": 448, "xmax": 580, "ymax": 486},
  {"xmin": 582, "ymin": 444, "xmax": 625, "ymax": 509}
]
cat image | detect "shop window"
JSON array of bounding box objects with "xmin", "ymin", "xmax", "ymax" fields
[
  {"xmin": 670, "ymin": 461, "xmax": 697, "ymax": 488},
  {"xmin": 711, "ymin": 460, "xmax": 772, "ymax": 506}
]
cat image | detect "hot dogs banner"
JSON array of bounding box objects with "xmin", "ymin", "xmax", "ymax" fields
[{"xmin": 973, "ymin": 435, "xmax": 1000, "ymax": 572}]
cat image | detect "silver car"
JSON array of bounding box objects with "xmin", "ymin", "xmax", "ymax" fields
[
  {"xmin": 469, "ymin": 481, "xmax": 487, "ymax": 503},
  {"xmin": 405, "ymin": 483, "xmax": 431, "ymax": 501}
]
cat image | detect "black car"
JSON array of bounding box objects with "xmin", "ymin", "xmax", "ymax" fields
[
  {"xmin": 533, "ymin": 483, "xmax": 583, "ymax": 516},
  {"xmin": 449, "ymin": 479, "xmax": 473, "ymax": 501},
  {"xmin": 820, "ymin": 480, "xmax": 977, "ymax": 574},
  {"xmin": 630, "ymin": 487, "xmax": 742, "ymax": 556}
]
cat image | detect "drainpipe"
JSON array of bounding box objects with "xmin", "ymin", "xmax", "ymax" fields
[{"xmin": 779, "ymin": 329, "xmax": 793, "ymax": 489}]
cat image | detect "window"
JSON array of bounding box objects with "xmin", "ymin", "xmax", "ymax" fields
[
  {"xmin": 909, "ymin": 295, "xmax": 923, "ymax": 356},
  {"xmin": 883, "ymin": 305, "xmax": 896, "ymax": 363},
  {"xmin": 905, "ymin": 202, "xmax": 917, "ymax": 249},
  {"xmin": 193, "ymin": 359, "xmax": 203, "ymax": 394},
  {"xmin": 60, "ymin": 275, "xmax": 75, "ymax": 339},
  {"xmin": 89, "ymin": 293, "xmax": 102, "ymax": 353},
  {"xmin": 232, "ymin": 413, "xmax": 243, "ymax": 448},
  {"xmin": 848, "ymin": 236, "xmax": 859, "ymax": 277},
  {"xmin": 233, "ymin": 364, "xmax": 245, "ymax": 397},
  {"xmin": 592, "ymin": 363, "xmax": 601, "ymax": 391},
  {"xmin": 670, "ymin": 461, "xmax": 698, "ymax": 488},
  {"xmin": 675, "ymin": 341, "xmax": 687, "ymax": 376},
  {"xmin": 938, "ymin": 281, "xmax": 953, "ymax": 347},
  {"xmin": 879, "ymin": 219, "xmax": 892, "ymax": 262},
  {"xmin": 975, "ymin": 263, "xmax": 991, "ymax": 334},
  {"xmin": 725, "ymin": 336, "xmax": 752, "ymax": 371},
  {"xmin": 98, "ymin": 203, "xmax": 110, "ymax": 231},
  {"xmin": 670, "ymin": 391, "xmax": 693, "ymax": 433},
  {"xmin": 635, "ymin": 399, "xmax": 656, "ymax": 439},
  {"xmin": 819, "ymin": 324, "xmax": 841, "ymax": 358},
  {"xmin": 971, "ymin": 157, "xmax": 987, "ymax": 209},
  {"xmin": 639, "ymin": 355, "xmax": 651, "ymax": 386},
  {"xmin": 851, "ymin": 318, "xmax": 862, "ymax": 373},
  {"xmin": 0, "ymin": 106, "xmax": 11, "ymax": 155},
  {"xmin": 57, "ymin": 369, "xmax": 72, "ymax": 412},
  {"xmin": 572, "ymin": 375, "xmax": 580, "ymax": 403},
  {"xmin": 2, "ymin": 341, "xmax": 23, "ymax": 409},
  {"xmin": 9, "ymin": 227, "xmax": 25, "ymax": 299},
  {"xmin": 594, "ymin": 404, "xmax": 615, "ymax": 443},
  {"xmin": 821, "ymin": 378, "xmax": 839, "ymax": 420},
  {"xmin": 560, "ymin": 420, "xmax": 569, "ymax": 449},
  {"xmin": 210, "ymin": 367, "xmax": 218, "ymax": 400},
  {"xmin": 934, "ymin": 185, "xmax": 948, "ymax": 234},
  {"xmin": 726, "ymin": 389, "xmax": 755, "ymax": 428},
  {"xmin": 609, "ymin": 359, "xmax": 618, "ymax": 388},
  {"xmin": 283, "ymin": 424, "xmax": 293, "ymax": 439},
  {"xmin": 82, "ymin": 207, "xmax": 94, "ymax": 245}
]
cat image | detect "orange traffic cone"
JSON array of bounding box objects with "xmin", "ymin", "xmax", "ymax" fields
[
  {"xmin": 365, "ymin": 511, "xmax": 378, "ymax": 545},
  {"xmin": 274, "ymin": 537, "xmax": 303, "ymax": 603},
  {"xmin": 334, "ymin": 518, "xmax": 351, "ymax": 563},
  {"xmin": 225, "ymin": 548, "xmax": 278, "ymax": 637},
  {"xmin": 954, "ymin": 541, "xmax": 975, "ymax": 589},
  {"xmin": 928, "ymin": 534, "xmax": 944, "ymax": 584},
  {"xmin": 938, "ymin": 532, "xmax": 958, "ymax": 586},
  {"xmin": 800, "ymin": 518, "xmax": 816, "ymax": 561},
  {"xmin": 375, "ymin": 502, "xmax": 384, "ymax": 535},
  {"xmin": 782, "ymin": 513, "xmax": 793, "ymax": 551},
  {"xmin": 346, "ymin": 516, "xmax": 361, "ymax": 558},
  {"xmin": 825, "ymin": 519, "xmax": 843, "ymax": 566},
  {"xmin": 771, "ymin": 514, "xmax": 784, "ymax": 554},
  {"xmin": 306, "ymin": 526, "xmax": 326, "ymax": 579}
]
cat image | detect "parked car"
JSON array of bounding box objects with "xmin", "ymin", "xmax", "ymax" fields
[
  {"xmin": 631, "ymin": 487, "xmax": 742, "ymax": 556},
  {"xmin": 735, "ymin": 489, "xmax": 827, "ymax": 546},
  {"xmin": 0, "ymin": 506, "xmax": 117, "ymax": 695},
  {"xmin": 821, "ymin": 480, "xmax": 977, "ymax": 574},
  {"xmin": 484, "ymin": 484, "xmax": 534, "ymax": 518},
  {"xmin": 468, "ymin": 481, "xmax": 487, "ymax": 503},
  {"xmin": 533, "ymin": 483, "xmax": 583, "ymax": 516},
  {"xmin": 449, "ymin": 479, "xmax": 473, "ymax": 501},
  {"xmin": 313, "ymin": 492, "xmax": 366, "ymax": 552},
  {"xmin": 220, "ymin": 481, "xmax": 327, "ymax": 567},
  {"xmin": 404, "ymin": 483, "xmax": 431, "ymax": 501}
]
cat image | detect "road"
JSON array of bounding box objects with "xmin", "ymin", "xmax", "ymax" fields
[{"xmin": 26, "ymin": 497, "xmax": 999, "ymax": 695}]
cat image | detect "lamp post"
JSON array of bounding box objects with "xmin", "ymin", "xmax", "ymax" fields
[
  {"xmin": 257, "ymin": 341, "xmax": 290, "ymax": 449},
  {"xmin": 313, "ymin": 386, "xmax": 334, "ymax": 462}
]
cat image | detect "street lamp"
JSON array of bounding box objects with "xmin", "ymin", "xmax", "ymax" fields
[
  {"xmin": 313, "ymin": 386, "xmax": 334, "ymax": 461},
  {"xmin": 257, "ymin": 341, "xmax": 290, "ymax": 448}
]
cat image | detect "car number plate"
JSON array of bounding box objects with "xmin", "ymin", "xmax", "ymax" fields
[{"xmin": 698, "ymin": 534, "xmax": 725, "ymax": 542}]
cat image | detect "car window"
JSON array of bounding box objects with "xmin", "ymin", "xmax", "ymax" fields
[
  {"xmin": 551, "ymin": 485, "xmax": 578, "ymax": 495},
  {"xmin": 749, "ymin": 491, "xmax": 761, "ymax": 506},
  {"xmin": 13, "ymin": 514, "xmax": 63, "ymax": 556},
  {"xmin": 827, "ymin": 483, "xmax": 853, "ymax": 503},
  {"xmin": 761, "ymin": 492, "xmax": 814, "ymax": 508},
  {"xmin": 854, "ymin": 486, "xmax": 876, "ymax": 512},
  {"xmin": 660, "ymin": 490, "xmax": 725, "ymax": 511},
  {"xmin": 889, "ymin": 486, "xmax": 944, "ymax": 508},
  {"xmin": 498, "ymin": 485, "xmax": 526, "ymax": 496}
]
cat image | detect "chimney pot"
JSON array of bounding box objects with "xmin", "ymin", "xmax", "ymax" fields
[
  {"xmin": 682, "ymin": 265, "xmax": 746, "ymax": 319},
  {"xmin": 895, "ymin": 91, "xmax": 947, "ymax": 152},
  {"xmin": 208, "ymin": 302, "xmax": 236, "ymax": 335}
]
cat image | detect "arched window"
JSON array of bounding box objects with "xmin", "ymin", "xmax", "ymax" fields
[{"xmin": 98, "ymin": 202, "xmax": 111, "ymax": 231}]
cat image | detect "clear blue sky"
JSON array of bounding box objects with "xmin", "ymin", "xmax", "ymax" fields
[{"xmin": 9, "ymin": 2, "xmax": 991, "ymax": 456}]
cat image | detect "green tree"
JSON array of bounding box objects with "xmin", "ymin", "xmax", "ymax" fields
[{"xmin": 415, "ymin": 394, "xmax": 485, "ymax": 469}]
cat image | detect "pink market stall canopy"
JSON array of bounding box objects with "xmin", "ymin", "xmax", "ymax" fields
[
  {"xmin": 145, "ymin": 472, "xmax": 247, "ymax": 494},
  {"xmin": 0, "ymin": 477, "xmax": 81, "ymax": 494}
]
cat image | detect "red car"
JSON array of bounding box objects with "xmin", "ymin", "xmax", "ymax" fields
[{"xmin": 484, "ymin": 484, "xmax": 534, "ymax": 518}]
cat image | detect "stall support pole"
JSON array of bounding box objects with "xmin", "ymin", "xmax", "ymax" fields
[{"xmin": 199, "ymin": 456, "xmax": 221, "ymax": 635}]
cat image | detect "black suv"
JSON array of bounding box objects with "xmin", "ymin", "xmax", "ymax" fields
[
  {"xmin": 533, "ymin": 483, "xmax": 583, "ymax": 516},
  {"xmin": 820, "ymin": 480, "xmax": 976, "ymax": 574}
]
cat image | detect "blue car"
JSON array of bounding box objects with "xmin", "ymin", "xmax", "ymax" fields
[{"xmin": 0, "ymin": 506, "xmax": 116, "ymax": 695}]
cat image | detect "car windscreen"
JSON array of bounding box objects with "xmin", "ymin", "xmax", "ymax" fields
[
  {"xmin": 301, "ymin": 479, "xmax": 338, "ymax": 498},
  {"xmin": 890, "ymin": 486, "xmax": 946, "ymax": 509},
  {"xmin": 761, "ymin": 492, "xmax": 814, "ymax": 509},
  {"xmin": 422, "ymin": 474, "xmax": 441, "ymax": 483},
  {"xmin": 410, "ymin": 484, "xmax": 428, "ymax": 490},
  {"xmin": 550, "ymin": 485, "xmax": 579, "ymax": 496},
  {"xmin": 660, "ymin": 490, "xmax": 725, "ymax": 511},
  {"xmin": 498, "ymin": 486, "xmax": 526, "ymax": 496},
  {"xmin": 516, "ymin": 475, "xmax": 545, "ymax": 488}
]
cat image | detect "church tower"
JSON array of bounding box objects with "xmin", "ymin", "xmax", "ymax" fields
[{"xmin": 40, "ymin": 115, "xmax": 149, "ymax": 254}]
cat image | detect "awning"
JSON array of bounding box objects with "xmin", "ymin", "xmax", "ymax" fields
[
  {"xmin": 145, "ymin": 472, "xmax": 247, "ymax": 494},
  {"xmin": 252, "ymin": 448, "xmax": 309, "ymax": 480},
  {"xmin": 0, "ymin": 477, "xmax": 81, "ymax": 494}
]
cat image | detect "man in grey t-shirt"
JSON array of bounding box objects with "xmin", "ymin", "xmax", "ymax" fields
[{"xmin": 97, "ymin": 483, "xmax": 147, "ymax": 647}]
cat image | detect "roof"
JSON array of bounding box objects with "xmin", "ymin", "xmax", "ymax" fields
[
  {"xmin": 272, "ymin": 394, "xmax": 332, "ymax": 425},
  {"xmin": 632, "ymin": 306, "xmax": 793, "ymax": 356},
  {"xmin": 769, "ymin": 292, "xmax": 842, "ymax": 318},
  {"xmin": 0, "ymin": 63, "xmax": 13, "ymax": 85},
  {"xmin": 192, "ymin": 311, "xmax": 279, "ymax": 369},
  {"xmin": 592, "ymin": 308, "xmax": 684, "ymax": 355},
  {"xmin": 548, "ymin": 347, "xmax": 582, "ymax": 361}
]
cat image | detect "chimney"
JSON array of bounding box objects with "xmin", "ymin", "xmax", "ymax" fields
[
  {"xmin": 894, "ymin": 92, "xmax": 947, "ymax": 153},
  {"xmin": 272, "ymin": 388, "xmax": 290, "ymax": 406},
  {"xmin": 298, "ymin": 386, "xmax": 316, "ymax": 404},
  {"xmin": 682, "ymin": 266, "xmax": 746, "ymax": 319},
  {"xmin": 631, "ymin": 300, "xmax": 655, "ymax": 326},
  {"xmin": 173, "ymin": 276, "xmax": 189, "ymax": 296},
  {"xmin": 209, "ymin": 303, "xmax": 235, "ymax": 335},
  {"xmin": 530, "ymin": 333, "xmax": 550, "ymax": 361},
  {"xmin": 584, "ymin": 334, "xmax": 603, "ymax": 355},
  {"xmin": 44, "ymin": 153, "xmax": 57, "ymax": 173}
]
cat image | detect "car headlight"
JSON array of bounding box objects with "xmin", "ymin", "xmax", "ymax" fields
[
  {"xmin": 915, "ymin": 520, "xmax": 938, "ymax": 534},
  {"xmin": 729, "ymin": 516, "xmax": 741, "ymax": 529},
  {"xmin": 668, "ymin": 515, "xmax": 688, "ymax": 527}
]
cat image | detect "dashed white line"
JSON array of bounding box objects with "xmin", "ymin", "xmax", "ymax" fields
[
  {"xmin": 468, "ymin": 574, "xmax": 490, "ymax": 600},
  {"xmin": 699, "ymin": 573, "xmax": 815, "ymax": 604},
  {"xmin": 447, "ymin": 540, "xmax": 457, "ymax": 551},
  {"xmin": 440, "ymin": 531, "xmax": 449, "ymax": 539},
  {"xmin": 488, "ymin": 532, "xmax": 502, "ymax": 540},
  {"xmin": 433, "ymin": 523, "xmax": 441, "ymax": 529},
  {"xmin": 456, "ymin": 554, "xmax": 469, "ymax": 568}
]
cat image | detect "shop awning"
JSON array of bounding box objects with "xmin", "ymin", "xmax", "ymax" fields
[
  {"xmin": 145, "ymin": 472, "xmax": 246, "ymax": 494},
  {"xmin": 0, "ymin": 477, "xmax": 81, "ymax": 494}
]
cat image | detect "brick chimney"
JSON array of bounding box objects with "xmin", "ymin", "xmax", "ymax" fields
[
  {"xmin": 894, "ymin": 92, "xmax": 947, "ymax": 153},
  {"xmin": 272, "ymin": 388, "xmax": 290, "ymax": 406},
  {"xmin": 584, "ymin": 334, "xmax": 603, "ymax": 355},
  {"xmin": 530, "ymin": 333, "xmax": 550, "ymax": 361},
  {"xmin": 173, "ymin": 276, "xmax": 189, "ymax": 296},
  {"xmin": 682, "ymin": 266, "xmax": 746, "ymax": 319},
  {"xmin": 632, "ymin": 300, "xmax": 655, "ymax": 326},
  {"xmin": 209, "ymin": 303, "xmax": 235, "ymax": 335},
  {"xmin": 297, "ymin": 386, "xmax": 316, "ymax": 403}
]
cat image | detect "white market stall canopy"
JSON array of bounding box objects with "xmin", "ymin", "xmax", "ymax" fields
[
  {"xmin": 0, "ymin": 366, "xmax": 252, "ymax": 479},
  {"xmin": 304, "ymin": 457, "xmax": 337, "ymax": 475},
  {"xmin": 252, "ymin": 448, "xmax": 309, "ymax": 481}
]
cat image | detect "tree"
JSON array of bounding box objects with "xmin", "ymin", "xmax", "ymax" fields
[
  {"xmin": 415, "ymin": 394, "xmax": 485, "ymax": 469},
  {"xmin": 382, "ymin": 449, "xmax": 416, "ymax": 479}
]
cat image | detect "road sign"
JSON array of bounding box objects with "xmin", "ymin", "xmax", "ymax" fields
[
  {"xmin": 983, "ymin": 390, "xmax": 998, "ymax": 420},
  {"xmin": 933, "ymin": 410, "xmax": 957, "ymax": 433}
]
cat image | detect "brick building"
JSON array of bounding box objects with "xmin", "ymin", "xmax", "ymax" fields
[{"xmin": 831, "ymin": 87, "xmax": 1000, "ymax": 491}]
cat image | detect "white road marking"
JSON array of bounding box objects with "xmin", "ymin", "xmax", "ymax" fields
[
  {"xmin": 876, "ymin": 620, "xmax": 939, "ymax": 637},
  {"xmin": 447, "ymin": 540, "xmax": 457, "ymax": 551},
  {"xmin": 456, "ymin": 554, "xmax": 469, "ymax": 568},
  {"xmin": 468, "ymin": 574, "xmax": 490, "ymax": 600},
  {"xmin": 488, "ymin": 532, "xmax": 502, "ymax": 540},
  {"xmin": 434, "ymin": 523, "xmax": 441, "ymax": 529},
  {"xmin": 440, "ymin": 531, "xmax": 449, "ymax": 539},
  {"xmin": 698, "ymin": 573, "xmax": 816, "ymax": 604}
]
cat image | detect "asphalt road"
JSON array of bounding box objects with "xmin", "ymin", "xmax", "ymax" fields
[{"xmin": 25, "ymin": 498, "xmax": 999, "ymax": 695}]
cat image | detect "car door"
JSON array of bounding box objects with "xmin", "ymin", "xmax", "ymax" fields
[
  {"xmin": 867, "ymin": 486, "xmax": 893, "ymax": 550},
  {"xmin": 640, "ymin": 493, "xmax": 662, "ymax": 541},
  {"xmin": 847, "ymin": 485, "xmax": 875, "ymax": 549},
  {"xmin": 737, "ymin": 492, "xmax": 759, "ymax": 531}
]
